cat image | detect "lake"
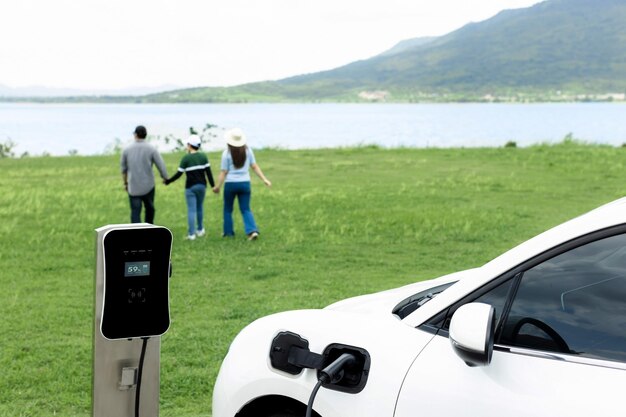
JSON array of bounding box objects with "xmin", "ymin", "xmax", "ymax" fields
[{"xmin": 1, "ymin": 102, "xmax": 625, "ymax": 156}]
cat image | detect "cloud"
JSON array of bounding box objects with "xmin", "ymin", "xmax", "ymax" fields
[{"xmin": 0, "ymin": 0, "xmax": 543, "ymax": 89}]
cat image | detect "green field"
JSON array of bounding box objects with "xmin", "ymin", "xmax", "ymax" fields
[{"xmin": 1, "ymin": 143, "xmax": 625, "ymax": 416}]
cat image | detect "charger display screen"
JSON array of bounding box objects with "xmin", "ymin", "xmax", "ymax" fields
[
  {"xmin": 101, "ymin": 226, "xmax": 172, "ymax": 339},
  {"xmin": 125, "ymin": 261, "xmax": 150, "ymax": 277}
]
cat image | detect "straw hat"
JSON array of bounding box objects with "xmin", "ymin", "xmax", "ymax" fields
[{"xmin": 225, "ymin": 128, "xmax": 247, "ymax": 147}]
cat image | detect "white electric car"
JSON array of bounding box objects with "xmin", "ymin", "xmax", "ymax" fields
[{"xmin": 213, "ymin": 198, "xmax": 626, "ymax": 417}]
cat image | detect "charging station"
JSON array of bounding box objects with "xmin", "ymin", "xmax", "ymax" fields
[{"xmin": 93, "ymin": 224, "xmax": 172, "ymax": 417}]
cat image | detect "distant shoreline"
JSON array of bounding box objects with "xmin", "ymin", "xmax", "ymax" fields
[
  {"xmin": 1, "ymin": 97, "xmax": 625, "ymax": 105},
  {"xmin": 1, "ymin": 90, "xmax": 626, "ymax": 105}
]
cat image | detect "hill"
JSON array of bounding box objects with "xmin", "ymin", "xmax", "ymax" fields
[{"xmin": 147, "ymin": 0, "xmax": 626, "ymax": 102}]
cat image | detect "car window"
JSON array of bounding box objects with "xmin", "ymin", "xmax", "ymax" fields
[
  {"xmin": 439, "ymin": 278, "xmax": 514, "ymax": 331},
  {"xmin": 473, "ymin": 278, "xmax": 514, "ymax": 329},
  {"xmin": 498, "ymin": 233, "xmax": 626, "ymax": 363}
]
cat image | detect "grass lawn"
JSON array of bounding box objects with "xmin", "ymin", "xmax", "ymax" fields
[{"xmin": 0, "ymin": 143, "xmax": 625, "ymax": 416}]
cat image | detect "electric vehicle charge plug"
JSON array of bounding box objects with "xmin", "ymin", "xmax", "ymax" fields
[{"xmin": 269, "ymin": 332, "xmax": 371, "ymax": 392}]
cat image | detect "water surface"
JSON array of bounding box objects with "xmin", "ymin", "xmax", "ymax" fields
[{"xmin": 1, "ymin": 103, "xmax": 625, "ymax": 156}]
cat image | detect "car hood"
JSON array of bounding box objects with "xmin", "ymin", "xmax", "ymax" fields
[{"xmin": 324, "ymin": 268, "xmax": 479, "ymax": 316}]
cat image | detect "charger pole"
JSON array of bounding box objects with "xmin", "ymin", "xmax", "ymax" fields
[{"xmin": 93, "ymin": 224, "xmax": 165, "ymax": 417}]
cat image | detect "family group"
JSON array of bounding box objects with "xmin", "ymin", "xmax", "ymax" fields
[{"xmin": 120, "ymin": 125, "xmax": 272, "ymax": 240}]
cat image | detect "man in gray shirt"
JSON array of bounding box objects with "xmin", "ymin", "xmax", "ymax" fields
[{"xmin": 120, "ymin": 125, "xmax": 168, "ymax": 223}]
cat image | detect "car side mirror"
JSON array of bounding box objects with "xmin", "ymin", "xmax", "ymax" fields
[{"xmin": 449, "ymin": 302, "xmax": 496, "ymax": 367}]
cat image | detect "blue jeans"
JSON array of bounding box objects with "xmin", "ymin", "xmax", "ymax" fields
[
  {"xmin": 223, "ymin": 181, "xmax": 258, "ymax": 236},
  {"xmin": 129, "ymin": 187, "xmax": 155, "ymax": 224},
  {"xmin": 185, "ymin": 184, "xmax": 206, "ymax": 235}
]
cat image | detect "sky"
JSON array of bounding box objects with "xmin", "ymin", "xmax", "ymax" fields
[{"xmin": 0, "ymin": 0, "xmax": 544, "ymax": 91}]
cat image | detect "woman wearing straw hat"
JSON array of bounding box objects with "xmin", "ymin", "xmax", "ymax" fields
[
  {"xmin": 212, "ymin": 128, "xmax": 271, "ymax": 240},
  {"xmin": 164, "ymin": 134, "xmax": 215, "ymax": 240}
]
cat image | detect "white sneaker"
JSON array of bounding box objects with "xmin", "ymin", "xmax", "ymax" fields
[
  {"xmin": 196, "ymin": 229, "xmax": 206, "ymax": 237},
  {"xmin": 248, "ymin": 231, "xmax": 259, "ymax": 241},
  {"xmin": 185, "ymin": 234, "xmax": 196, "ymax": 241}
]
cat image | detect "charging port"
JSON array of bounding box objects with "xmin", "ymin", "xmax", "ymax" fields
[
  {"xmin": 269, "ymin": 332, "xmax": 371, "ymax": 393},
  {"xmin": 318, "ymin": 344, "xmax": 370, "ymax": 393}
]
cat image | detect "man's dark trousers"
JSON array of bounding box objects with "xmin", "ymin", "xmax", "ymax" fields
[{"xmin": 129, "ymin": 187, "xmax": 155, "ymax": 223}]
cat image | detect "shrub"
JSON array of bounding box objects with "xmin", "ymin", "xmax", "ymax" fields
[{"xmin": 0, "ymin": 139, "xmax": 16, "ymax": 158}]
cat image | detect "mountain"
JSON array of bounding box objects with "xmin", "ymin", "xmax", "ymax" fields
[
  {"xmin": 148, "ymin": 0, "xmax": 626, "ymax": 102},
  {"xmin": 376, "ymin": 37, "xmax": 439, "ymax": 58}
]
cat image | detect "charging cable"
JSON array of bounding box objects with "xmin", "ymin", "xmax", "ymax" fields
[
  {"xmin": 305, "ymin": 353, "xmax": 356, "ymax": 417},
  {"xmin": 135, "ymin": 337, "xmax": 149, "ymax": 417},
  {"xmin": 306, "ymin": 380, "xmax": 324, "ymax": 417}
]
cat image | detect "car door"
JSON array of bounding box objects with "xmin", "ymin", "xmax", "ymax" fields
[{"xmin": 395, "ymin": 228, "xmax": 626, "ymax": 417}]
